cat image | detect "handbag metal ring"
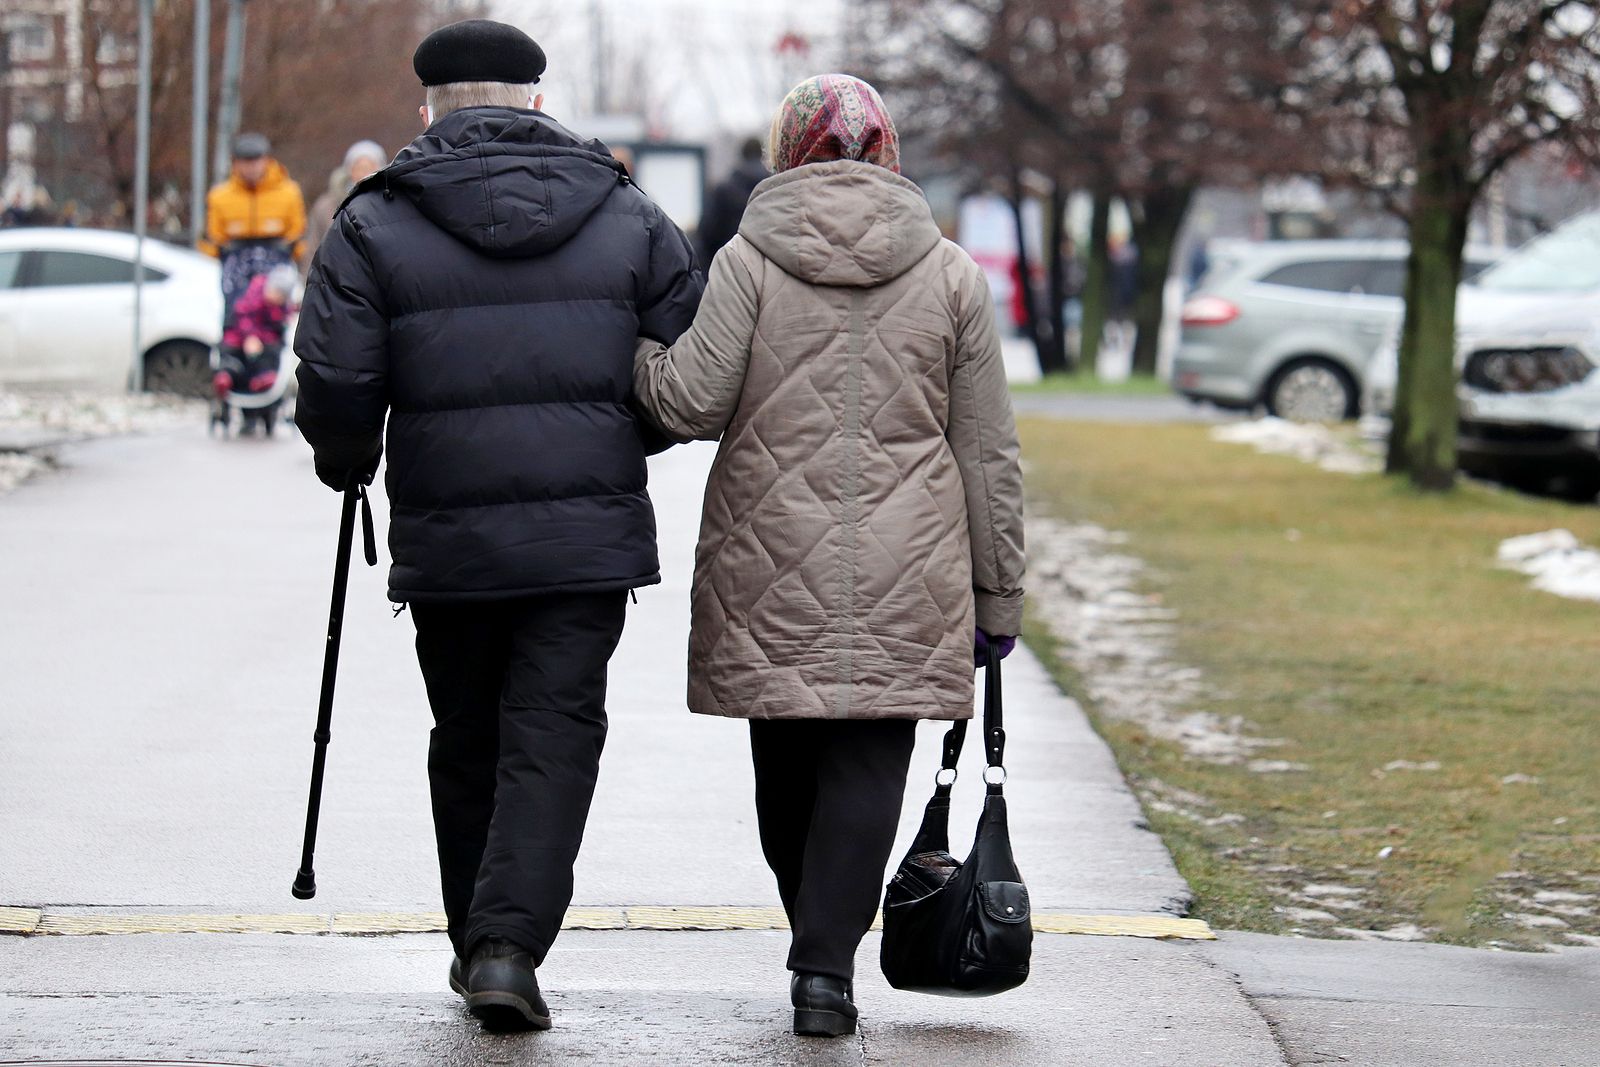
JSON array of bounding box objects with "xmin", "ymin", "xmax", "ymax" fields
[
  {"xmin": 935, "ymin": 767, "xmax": 958, "ymax": 787},
  {"xmin": 983, "ymin": 766, "xmax": 1008, "ymax": 786}
]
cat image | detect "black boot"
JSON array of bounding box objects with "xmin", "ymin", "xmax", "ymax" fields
[
  {"xmin": 465, "ymin": 938, "xmax": 551, "ymax": 1031},
  {"xmin": 449, "ymin": 955, "xmax": 466, "ymax": 998},
  {"xmin": 791, "ymin": 972, "xmax": 857, "ymax": 1037}
]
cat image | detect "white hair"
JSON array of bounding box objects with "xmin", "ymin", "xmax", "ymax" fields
[
  {"xmin": 265, "ymin": 264, "xmax": 300, "ymax": 297},
  {"xmin": 425, "ymin": 81, "xmax": 533, "ymax": 117}
]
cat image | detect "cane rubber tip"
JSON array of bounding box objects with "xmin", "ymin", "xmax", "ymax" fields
[{"xmin": 291, "ymin": 871, "xmax": 317, "ymax": 900}]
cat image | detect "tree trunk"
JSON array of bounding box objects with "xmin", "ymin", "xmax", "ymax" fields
[
  {"xmin": 1039, "ymin": 177, "xmax": 1071, "ymax": 375},
  {"xmin": 1079, "ymin": 187, "xmax": 1113, "ymax": 377},
  {"xmin": 1386, "ymin": 178, "xmax": 1471, "ymax": 490},
  {"xmin": 1007, "ymin": 170, "xmax": 1044, "ymax": 359},
  {"xmin": 1128, "ymin": 184, "xmax": 1194, "ymax": 378}
]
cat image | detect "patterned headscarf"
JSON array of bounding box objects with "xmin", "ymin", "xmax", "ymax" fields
[{"xmin": 768, "ymin": 74, "xmax": 901, "ymax": 175}]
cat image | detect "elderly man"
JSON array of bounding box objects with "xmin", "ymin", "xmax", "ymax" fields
[{"xmin": 293, "ymin": 19, "xmax": 701, "ymax": 1031}]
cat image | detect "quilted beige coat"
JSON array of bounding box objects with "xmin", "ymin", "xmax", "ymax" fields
[{"xmin": 634, "ymin": 160, "xmax": 1024, "ymax": 720}]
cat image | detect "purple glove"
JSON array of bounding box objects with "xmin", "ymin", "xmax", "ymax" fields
[{"xmin": 975, "ymin": 628, "xmax": 1016, "ymax": 668}]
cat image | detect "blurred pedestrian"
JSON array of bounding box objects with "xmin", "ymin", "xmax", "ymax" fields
[
  {"xmin": 306, "ymin": 140, "xmax": 388, "ymax": 262},
  {"xmin": 634, "ymin": 73, "xmax": 1025, "ymax": 1039},
  {"xmin": 695, "ymin": 135, "xmax": 768, "ymax": 266},
  {"xmin": 1106, "ymin": 235, "xmax": 1139, "ymax": 356},
  {"xmin": 7, "ymin": 189, "xmax": 57, "ymax": 227},
  {"xmin": 200, "ymin": 133, "xmax": 308, "ymax": 307},
  {"xmin": 293, "ymin": 18, "xmax": 701, "ymax": 1032}
]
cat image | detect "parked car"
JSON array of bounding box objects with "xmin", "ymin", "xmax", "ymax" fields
[
  {"xmin": 1367, "ymin": 214, "xmax": 1600, "ymax": 418},
  {"xmin": 1173, "ymin": 239, "xmax": 1498, "ymax": 421},
  {"xmin": 0, "ymin": 228, "xmax": 223, "ymax": 395},
  {"xmin": 1455, "ymin": 297, "xmax": 1600, "ymax": 499},
  {"xmin": 1360, "ymin": 212, "xmax": 1600, "ymax": 497}
]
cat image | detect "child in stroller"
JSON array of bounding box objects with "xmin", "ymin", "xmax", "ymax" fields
[{"xmin": 212, "ymin": 263, "xmax": 299, "ymax": 436}]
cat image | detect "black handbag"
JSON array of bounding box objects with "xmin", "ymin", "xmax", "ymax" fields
[{"xmin": 879, "ymin": 644, "xmax": 1032, "ymax": 996}]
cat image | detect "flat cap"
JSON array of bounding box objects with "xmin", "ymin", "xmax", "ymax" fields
[
  {"xmin": 232, "ymin": 132, "xmax": 271, "ymax": 159},
  {"xmin": 413, "ymin": 19, "xmax": 546, "ymax": 87}
]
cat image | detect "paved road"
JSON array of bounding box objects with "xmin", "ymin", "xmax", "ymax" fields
[{"xmin": 3, "ymin": 425, "xmax": 1597, "ymax": 1065}]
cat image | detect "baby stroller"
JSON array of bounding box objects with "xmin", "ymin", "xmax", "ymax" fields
[{"xmin": 210, "ymin": 262, "xmax": 298, "ymax": 438}]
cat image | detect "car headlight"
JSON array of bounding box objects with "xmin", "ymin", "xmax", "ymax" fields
[{"xmin": 1462, "ymin": 346, "xmax": 1595, "ymax": 393}]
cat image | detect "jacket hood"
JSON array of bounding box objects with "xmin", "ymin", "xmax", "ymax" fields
[
  {"xmin": 738, "ymin": 161, "xmax": 942, "ymax": 287},
  {"xmin": 374, "ymin": 107, "xmax": 625, "ymax": 258}
]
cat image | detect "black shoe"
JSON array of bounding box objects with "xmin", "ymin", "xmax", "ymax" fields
[
  {"xmin": 466, "ymin": 938, "xmax": 551, "ymax": 1031},
  {"xmin": 791, "ymin": 972, "xmax": 857, "ymax": 1037},
  {"xmin": 449, "ymin": 955, "xmax": 466, "ymax": 998}
]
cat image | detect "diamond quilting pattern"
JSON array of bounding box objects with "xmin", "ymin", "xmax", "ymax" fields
[{"xmin": 682, "ymin": 244, "xmax": 991, "ymax": 722}]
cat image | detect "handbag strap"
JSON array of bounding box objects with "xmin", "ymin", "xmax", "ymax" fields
[
  {"xmin": 983, "ymin": 643, "xmax": 1007, "ymax": 795},
  {"xmin": 931, "ymin": 646, "xmax": 1008, "ymax": 797}
]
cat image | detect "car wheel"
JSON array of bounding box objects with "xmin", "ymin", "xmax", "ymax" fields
[
  {"xmin": 1265, "ymin": 358, "xmax": 1358, "ymax": 423},
  {"xmin": 143, "ymin": 341, "xmax": 213, "ymax": 398}
]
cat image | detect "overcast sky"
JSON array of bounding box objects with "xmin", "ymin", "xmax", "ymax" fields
[{"xmin": 491, "ymin": 0, "xmax": 848, "ymax": 141}]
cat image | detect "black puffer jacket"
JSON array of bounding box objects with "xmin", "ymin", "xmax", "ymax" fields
[{"xmin": 294, "ymin": 108, "xmax": 702, "ymax": 602}]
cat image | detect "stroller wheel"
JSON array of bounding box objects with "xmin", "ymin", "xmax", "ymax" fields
[{"xmin": 262, "ymin": 403, "xmax": 279, "ymax": 438}]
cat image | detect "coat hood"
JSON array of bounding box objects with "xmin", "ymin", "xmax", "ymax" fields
[
  {"xmin": 738, "ymin": 161, "xmax": 942, "ymax": 287},
  {"xmin": 374, "ymin": 107, "xmax": 625, "ymax": 258}
]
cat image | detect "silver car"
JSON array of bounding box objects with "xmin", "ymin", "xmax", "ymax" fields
[{"xmin": 1173, "ymin": 240, "xmax": 1496, "ymax": 421}]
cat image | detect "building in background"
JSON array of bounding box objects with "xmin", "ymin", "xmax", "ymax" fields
[{"xmin": 1, "ymin": 1, "xmax": 122, "ymax": 216}]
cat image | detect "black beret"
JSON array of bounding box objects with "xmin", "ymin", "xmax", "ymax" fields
[{"xmin": 413, "ymin": 19, "xmax": 546, "ymax": 87}]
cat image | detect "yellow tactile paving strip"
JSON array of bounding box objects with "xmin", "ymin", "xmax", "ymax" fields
[{"xmin": 0, "ymin": 904, "xmax": 1213, "ymax": 941}]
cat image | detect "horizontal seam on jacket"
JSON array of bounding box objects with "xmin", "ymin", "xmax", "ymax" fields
[
  {"xmin": 390, "ymin": 488, "xmax": 648, "ymax": 513},
  {"xmin": 391, "ymin": 573, "xmax": 660, "ymax": 601},
  {"xmin": 388, "ymin": 295, "xmax": 633, "ymax": 322},
  {"xmin": 389, "ymin": 398, "xmax": 630, "ymax": 415}
]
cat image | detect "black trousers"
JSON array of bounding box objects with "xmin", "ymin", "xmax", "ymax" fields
[
  {"xmin": 412, "ymin": 591, "xmax": 626, "ymax": 964},
  {"xmin": 749, "ymin": 719, "xmax": 919, "ymax": 981}
]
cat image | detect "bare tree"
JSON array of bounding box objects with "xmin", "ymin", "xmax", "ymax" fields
[
  {"xmin": 864, "ymin": 0, "xmax": 1305, "ymax": 377},
  {"xmin": 75, "ymin": 0, "xmax": 480, "ymax": 226},
  {"xmin": 1300, "ymin": 0, "xmax": 1600, "ymax": 489}
]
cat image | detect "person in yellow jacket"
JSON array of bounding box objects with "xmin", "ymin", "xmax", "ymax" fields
[{"xmin": 200, "ymin": 133, "xmax": 308, "ymax": 307}]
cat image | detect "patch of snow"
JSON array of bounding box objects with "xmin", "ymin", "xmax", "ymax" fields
[
  {"xmin": 1335, "ymin": 924, "xmax": 1430, "ymax": 942},
  {"xmin": 1247, "ymin": 759, "xmax": 1310, "ymax": 774},
  {"xmin": 1380, "ymin": 759, "xmax": 1442, "ymax": 773},
  {"xmin": 0, "ymin": 388, "xmax": 201, "ymax": 439},
  {"xmin": 1534, "ymin": 890, "xmax": 1596, "ymax": 904},
  {"xmin": 1028, "ymin": 516, "xmax": 1287, "ymax": 764},
  {"xmin": 1210, "ymin": 417, "xmax": 1382, "ymax": 474},
  {"xmin": 0, "ymin": 388, "xmax": 204, "ymax": 496},
  {"xmin": 1302, "ymin": 884, "xmax": 1365, "ymax": 897},
  {"xmin": 1278, "ymin": 906, "xmax": 1338, "ymax": 923},
  {"xmin": 1500, "ymin": 773, "xmax": 1543, "ymax": 786},
  {"xmin": 0, "ymin": 452, "xmax": 46, "ymax": 494},
  {"xmin": 1496, "ymin": 529, "xmax": 1600, "ymax": 603},
  {"xmin": 1564, "ymin": 933, "xmax": 1600, "ymax": 948},
  {"xmin": 1508, "ymin": 912, "xmax": 1570, "ymax": 929}
]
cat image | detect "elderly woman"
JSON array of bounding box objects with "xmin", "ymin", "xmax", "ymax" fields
[
  {"xmin": 305, "ymin": 140, "xmax": 387, "ymax": 263},
  {"xmin": 633, "ymin": 75, "xmax": 1025, "ymax": 1038}
]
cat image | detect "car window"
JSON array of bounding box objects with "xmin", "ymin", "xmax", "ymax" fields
[
  {"xmin": 1256, "ymin": 259, "xmax": 1376, "ymax": 294},
  {"xmin": 30, "ymin": 251, "xmax": 167, "ymax": 287},
  {"xmin": 0, "ymin": 250, "xmax": 21, "ymax": 289},
  {"xmin": 1357, "ymin": 260, "xmax": 1408, "ymax": 298},
  {"xmin": 1474, "ymin": 213, "xmax": 1600, "ymax": 292},
  {"xmin": 1351, "ymin": 258, "xmax": 1495, "ymax": 298}
]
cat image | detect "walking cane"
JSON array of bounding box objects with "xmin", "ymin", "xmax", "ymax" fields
[{"xmin": 292, "ymin": 477, "xmax": 377, "ymax": 899}]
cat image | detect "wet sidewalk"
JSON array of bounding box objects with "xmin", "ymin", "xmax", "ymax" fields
[
  {"xmin": 5, "ymin": 427, "xmax": 1598, "ymax": 1065},
  {"xmin": 0, "ymin": 430, "xmax": 1277, "ymax": 1064}
]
